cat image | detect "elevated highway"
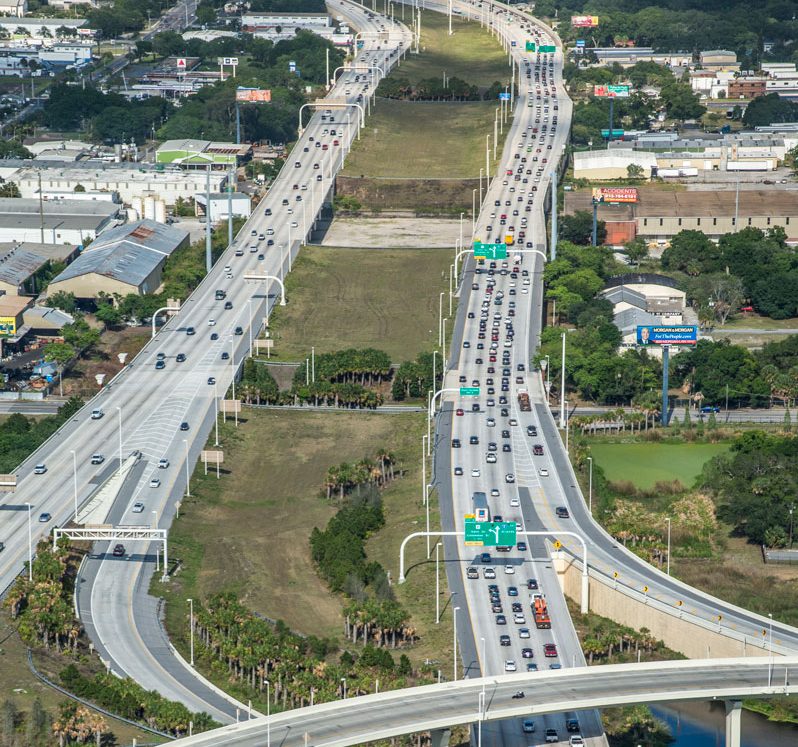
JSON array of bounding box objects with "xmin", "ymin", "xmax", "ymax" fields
[{"xmin": 158, "ymin": 658, "xmax": 798, "ymax": 747}]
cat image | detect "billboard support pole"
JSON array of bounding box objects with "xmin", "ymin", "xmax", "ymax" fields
[
  {"xmin": 608, "ymin": 98, "xmax": 614, "ymax": 147},
  {"xmin": 591, "ymin": 201, "xmax": 598, "ymax": 246},
  {"xmin": 662, "ymin": 345, "xmax": 670, "ymax": 427},
  {"xmin": 235, "ymin": 102, "xmax": 241, "ymax": 145}
]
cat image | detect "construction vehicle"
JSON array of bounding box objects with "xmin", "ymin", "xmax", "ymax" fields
[
  {"xmin": 533, "ymin": 594, "xmax": 551, "ymax": 629},
  {"xmin": 518, "ymin": 389, "xmax": 531, "ymax": 412}
]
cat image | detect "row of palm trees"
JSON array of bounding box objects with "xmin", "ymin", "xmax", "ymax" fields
[
  {"xmin": 297, "ymin": 348, "xmax": 392, "ymax": 387},
  {"xmin": 323, "ymin": 449, "xmax": 398, "ymax": 500},
  {"xmin": 582, "ymin": 624, "xmax": 662, "ymax": 665},
  {"xmin": 343, "ymin": 599, "xmax": 416, "ymax": 649},
  {"xmin": 291, "ymin": 381, "xmax": 384, "ymax": 409},
  {"xmin": 190, "ymin": 593, "xmax": 417, "ymax": 711},
  {"xmin": 5, "ymin": 540, "xmax": 81, "ymax": 654}
]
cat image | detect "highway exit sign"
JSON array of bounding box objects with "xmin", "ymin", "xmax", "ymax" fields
[
  {"xmin": 465, "ymin": 518, "xmax": 517, "ymax": 546},
  {"xmin": 473, "ymin": 241, "xmax": 507, "ymax": 260},
  {"xmin": 525, "ymin": 41, "xmax": 535, "ymax": 51},
  {"xmin": 460, "ymin": 387, "xmax": 480, "ymax": 396},
  {"xmin": 539, "ymin": 44, "xmax": 556, "ymax": 53}
]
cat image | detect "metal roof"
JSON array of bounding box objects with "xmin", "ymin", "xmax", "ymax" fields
[
  {"xmin": 0, "ymin": 247, "xmax": 48, "ymax": 286},
  {"xmin": 50, "ymin": 219, "xmax": 188, "ymax": 287},
  {"xmin": 23, "ymin": 305, "xmax": 74, "ymax": 330}
]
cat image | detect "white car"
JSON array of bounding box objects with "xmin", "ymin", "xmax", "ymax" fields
[
  {"xmin": 505, "ymin": 473, "xmax": 516, "ymax": 483},
  {"xmin": 569, "ymin": 738, "xmax": 585, "ymax": 747},
  {"xmin": 519, "ymin": 627, "xmax": 531, "ymax": 639},
  {"xmin": 149, "ymin": 477, "xmax": 161, "ymax": 488},
  {"xmin": 538, "ymin": 468, "xmax": 549, "ymax": 477},
  {"xmin": 486, "ymin": 453, "xmax": 497, "ymax": 464},
  {"xmin": 487, "ymin": 418, "xmax": 496, "ymax": 427},
  {"xmin": 504, "ymin": 565, "xmax": 515, "ymax": 575},
  {"xmin": 504, "ymin": 659, "xmax": 517, "ymax": 672},
  {"xmin": 208, "ymin": 319, "xmax": 216, "ymax": 326},
  {"xmin": 158, "ymin": 459, "xmax": 169, "ymax": 469},
  {"xmin": 91, "ymin": 409, "xmax": 104, "ymax": 420},
  {"xmin": 491, "ymin": 489, "xmax": 501, "ymax": 498},
  {"xmin": 510, "ymin": 497, "xmax": 520, "ymax": 507},
  {"xmin": 522, "ymin": 719, "xmax": 536, "ymax": 733},
  {"xmin": 471, "ymin": 468, "xmax": 481, "ymax": 477},
  {"xmin": 132, "ymin": 502, "xmax": 145, "ymax": 513}
]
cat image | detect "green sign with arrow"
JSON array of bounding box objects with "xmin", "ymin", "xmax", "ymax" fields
[
  {"xmin": 473, "ymin": 241, "xmax": 507, "ymax": 260},
  {"xmin": 465, "ymin": 518, "xmax": 517, "ymax": 547}
]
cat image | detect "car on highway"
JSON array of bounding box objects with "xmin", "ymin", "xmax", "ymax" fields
[
  {"xmin": 504, "ymin": 660, "xmax": 517, "ymax": 672},
  {"xmin": 521, "ymin": 647, "xmax": 534, "ymax": 659},
  {"xmin": 505, "ymin": 473, "xmax": 515, "ymax": 483},
  {"xmin": 519, "ymin": 627, "xmax": 530, "ymax": 639},
  {"xmin": 569, "ymin": 738, "xmax": 584, "ymax": 747},
  {"xmin": 496, "ymin": 614, "xmax": 507, "ymax": 625},
  {"xmin": 522, "ymin": 719, "xmax": 536, "ymax": 733},
  {"xmin": 158, "ymin": 459, "xmax": 169, "ymax": 469},
  {"xmin": 180, "ymin": 422, "xmax": 189, "ymax": 431},
  {"xmin": 155, "ymin": 360, "xmax": 165, "ymax": 369},
  {"xmin": 112, "ymin": 544, "xmax": 126, "ymax": 557},
  {"xmin": 38, "ymin": 512, "xmax": 51, "ymax": 522},
  {"xmin": 538, "ymin": 468, "xmax": 549, "ymax": 477},
  {"xmin": 454, "ymin": 467, "xmax": 463, "ymax": 475},
  {"xmin": 543, "ymin": 643, "xmax": 558, "ymax": 657},
  {"xmin": 510, "ymin": 496, "xmax": 520, "ymax": 507},
  {"xmin": 34, "ymin": 464, "xmax": 47, "ymax": 474},
  {"xmin": 90, "ymin": 453, "xmax": 104, "ymax": 465},
  {"xmin": 91, "ymin": 408, "xmax": 104, "ymax": 419},
  {"xmin": 484, "ymin": 567, "xmax": 496, "ymax": 579},
  {"xmin": 467, "ymin": 567, "xmax": 479, "ymax": 579},
  {"xmin": 566, "ymin": 719, "xmax": 580, "ymax": 733},
  {"xmin": 499, "ymin": 634, "xmax": 511, "ymax": 646},
  {"xmin": 132, "ymin": 502, "xmax": 145, "ymax": 513},
  {"xmin": 545, "ymin": 729, "xmax": 558, "ymax": 743},
  {"xmin": 221, "ymin": 352, "xmax": 230, "ymax": 360},
  {"xmin": 176, "ymin": 353, "xmax": 186, "ymax": 363},
  {"xmin": 504, "ymin": 565, "xmax": 515, "ymax": 575},
  {"xmin": 471, "ymin": 468, "xmax": 481, "ymax": 477},
  {"xmin": 555, "ymin": 507, "xmax": 570, "ymax": 518},
  {"xmin": 149, "ymin": 477, "xmax": 161, "ymax": 488},
  {"xmin": 210, "ymin": 333, "xmax": 219, "ymax": 341}
]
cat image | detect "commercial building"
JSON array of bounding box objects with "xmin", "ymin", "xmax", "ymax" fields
[
  {"xmin": 698, "ymin": 50, "xmax": 739, "ymax": 72},
  {"xmin": 0, "ymin": 17, "xmax": 88, "ymax": 38},
  {"xmin": 0, "ymin": 198, "xmax": 119, "ymax": 245},
  {"xmin": 194, "ymin": 192, "xmax": 252, "ymax": 222},
  {"xmin": 0, "ymin": 0, "xmax": 27, "ymax": 17},
  {"xmin": 0, "ymin": 294, "xmax": 31, "ymax": 338},
  {"xmin": 11, "ymin": 164, "xmax": 228, "ymax": 207},
  {"xmin": 564, "ymin": 188, "xmax": 798, "ymax": 245},
  {"xmin": 47, "ymin": 219, "xmax": 189, "ymax": 299},
  {"xmin": 156, "ymin": 139, "xmax": 251, "ymax": 169},
  {"xmin": 600, "ymin": 273, "xmax": 689, "ymax": 356},
  {"xmin": 590, "ymin": 47, "xmax": 691, "ymax": 68},
  {"xmin": 728, "ymin": 77, "xmax": 767, "ymax": 99},
  {"xmin": 241, "ymin": 12, "xmax": 330, "ymax": 30},
  {"xmin": 0, "ymin": 241, "xmax": 79, "ymax": 295},
  {"xmin": 689, "ymin": 70, "xmax": 734, "ymax": 99},
  {"xmin": 573, "ymin": 149, "xmax": 657, "ymax": 180}
]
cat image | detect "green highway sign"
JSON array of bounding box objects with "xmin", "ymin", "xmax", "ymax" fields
[
  {"xmin": 460, "ymin": 387, "xmax": 480, "ymax": 396},
  {"xmin": 465, "ymin": 518, "xmax": 517, "ymax": 547},
  {"xmin": 539, "ymin": 44, "xmax": 556, "ymax": 53},
  {"xmin": 525, "ymin": 41, "xmax": 535, "ymax": 51},
  {"xmin": 473, "ymin": 241, "xmax": 507, "ymax": 260},
  {"xmin": 601, "ymin": 129, "xmax": 625, "ymax": 138}
]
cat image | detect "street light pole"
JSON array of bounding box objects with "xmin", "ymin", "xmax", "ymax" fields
[
  {"xmin": 559, "ymin": 332, "xmax": 566, "ymax": 428},
  {"xmin": 26, "ymin": 502, "xmax": 32, "ymax": 581},
  {"xmin": 187, "ymin": 598, "xmax": 194, "ymax": 665},
  {"xmin": 768, "ymin": 612, "xmax": 774, "ymax": 686},
  {"xmin": 435, "ymin": 541, "xmax": 442, "ymax": 623},
  {"xmin": 184, "ymin": 439, "xmax": 191, "ymax": 497},
  {"xmin": 266, "ymin": 680, "xmax": 271, "ymax": 747},
  {"xmin": 453, "ymin": 606, "xmax": 460, "ymax": 680},
  {"xmin": 587, "ymin": 456, "xmax": 593, "ymax": 514},
  {"xmin": 214, "ymin": 381, "xmax": 220, "ymax": 446},
  {"xmin": 438, "ymin": 292, "xmax": 444, "ymax": 345},
  {"xmin": 666, "ymin": 517, "xmax": 671, "ymax": 576},
  {"xmin": 116, "ymin": 406, "xmax": 122, "ymax": 466},
  {"xmin": 70, "ymin": 449, "xmax": 78, "ymax": 520}
]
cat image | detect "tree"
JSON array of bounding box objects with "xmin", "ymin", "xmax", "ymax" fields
[
  {"xmin": 95, "ymin": 302, "xmax": 123, "ymax": 329},
  {"xmin": 47, "ymin": 291, "xmax": 77, "ymax": 314},
  {"xmin": 43, "ymin": 342, "xmax": 76, "ymax": 367},
  {"xmin": 742, "ymin": 93, "xmax": 798, "ymax": 127},
  {"xmin": 559, "ymin": 210, "xmax": 606, "ymax": 245},
  {"xmin": 73, "ymin": 183, "xmax": 86, "ymax": 193},
  {"xmin": 710, "ymin": 275, "xmax": 745, "ymax": 326},
  {"xmin": 623, "ymin": 237, "xmax": 648, "ymax": 268},
  {"xmin": 626, "ymin": 163, "xmax": 644, "ymax": 179},
  {"xmin": 0, "ymin": 181, "xmax": 20, "ymax": 198}
]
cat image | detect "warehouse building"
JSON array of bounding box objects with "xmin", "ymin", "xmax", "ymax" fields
[
  {"xmin": 156, "ymin": 139, "xmax": 251, "ymax": 169},
  {"xmin": 564, "ymin": 188, "xmax": 798, "ymax": 246},
  {"xmin": 0, "ymin": 198, "xmax": 119, "ymax": 245},
  {"xmin": 194, "ymin": 192, "xmax": 252, "ymax": 222},
  {"xmin": 573, "ymin": 149, "xmax": 657, "ymax": 180},
  {"xmin": 47, "ymin": 219, "xmax": 189, "ymax": 299},
  {"xmin": 0, "ymin": 241, "xmax": 79, "ymax": 295},
  {"xmin": 12, "ymin": 165, "xmax": 228, "ymax": 207}
]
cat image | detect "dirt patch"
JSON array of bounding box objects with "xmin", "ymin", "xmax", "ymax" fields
[
  {"xmin": 337, "ymin": 175, "xmax": 478, "ymax": 213},
  {"xmin": 322, "ymin": 216, "xmax": 465, "ymax": 249}
]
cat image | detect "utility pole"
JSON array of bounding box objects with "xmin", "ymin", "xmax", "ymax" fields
[
  {"xmin": 559, "ymin": 332, "xmax": 566, "ymax": 428},
  {"xmin": 205, "ymin": 163, "xmax": 212, "ymax": 272},
  {"xmin": 37, "ymin": 171, "xmax": 44, "ymax": 244},
  {"xmin": 227, "ymin": 164, "xmax": 234, "ymax": 248},
  {"xmin": 551, "ymin": 169, "xmax": 558, "ymax": 260}
]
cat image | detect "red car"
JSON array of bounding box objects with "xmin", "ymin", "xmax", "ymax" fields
[
  {"xmin": 456, "ymin": 408, "xmax": 464, "ymax": 416},
  {"xmin": 543, "ymin": 643, "xmax": 557, "ymax": 657}
]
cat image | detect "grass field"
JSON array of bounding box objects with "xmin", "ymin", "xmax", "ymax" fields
[
  {"xmin": 590, "ymin": 441, "xmax": 729, "ymax": 490},
  {"xmin": 723, "ymin": 315, "xmax": 798, "ymax": 330},
  {"xmin": 267, "ymin": 245, "xmax": 452, "ymax": 361},
  {"xmin": 0, "ymin": 611, "xmax": 164, "ymax": 745},
  {"xmin": 397, "ymin": 10, "xmax": 511, "ymax": 89},
  {"xmin": 155, "ymin": 410, "xmax": 452, "ymax": 670},
  {"xmin": 342, "ymin": 98, "xmax": 507, "ymax": 178}
]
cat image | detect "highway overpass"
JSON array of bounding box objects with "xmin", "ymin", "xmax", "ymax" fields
[{"xmin": 162, "ymin": 658, "xmax": 798, "ymax": 747}]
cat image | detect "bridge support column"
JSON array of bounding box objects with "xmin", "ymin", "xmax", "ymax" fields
[
  {"xmin": 725, "ymin": 700, "xmax": 741, "ymax": 747},
  {"xmin": 430, "ymin": 727, "xmax": 451, "ymax": 747}
]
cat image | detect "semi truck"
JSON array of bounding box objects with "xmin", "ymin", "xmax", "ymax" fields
[{"xmin": 472, "ymin": 491, "xmax": 491, "ymax": 522}]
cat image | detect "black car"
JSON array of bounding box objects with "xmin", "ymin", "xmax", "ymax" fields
[
  {"xmin": 176, "ymin": 353, "xmax": 186, "ymax": 363},
  {"xmin": 210, "ymin": 332, "xmax": 219, "ymax": 341},
  {"xmin": 556, "ymin": 506, "xmax": 570, "ymax": 519},
  {"xmin": 155, "ymin": 360, "xmax": 165, "ymax": 369},
  {"xmin": 186, "ymin": 326, "xmax": 195, "ymax": 336},
  {"xmin": 495, "ymin": 615, "xmax": 507, "ymax": 625},
  {"xmin": 180, "ymin": 422, "xmax": 189, "ymax": 431},
  {"xmin": 221, "ymin": 352, "xmax": 230, "ymax": 360},
  {"xmin": 112, "ymin": 544, "xmax": 125, "ymax": 557},
  {"xmin": 527, "ymin": 578, "xmax": 539, "ymax": 590},
  {"xmin": 224, "ymin": 301, "xmax": 233, "ymax": 310},
  {"xmin": 234, "ymin": 326, "xmax": 243, "ymax": 336}
]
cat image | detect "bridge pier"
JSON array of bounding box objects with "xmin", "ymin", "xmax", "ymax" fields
[
  {"xmin": 725, "ymin": 700, "xmax": 741, "ymax": 747},
  {"xmin": 429, "ymin": 727, "xmax": 451, "ymax": 747}
]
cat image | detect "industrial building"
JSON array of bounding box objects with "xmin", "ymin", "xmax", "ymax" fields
[
  {"xmin": 241, "ymin": 12, "xmax": 330, "ymax": 30},
  {"xmin": 573, "ymin": 149, "xmax": 657, "ymax": 180},
  {"xmin": 0, "ymin": 198, "xmax": 119, "ymax": 245},
  {"xmin": 194, "ymin": 192, "xmax": 252, "ymax": 222},
  {"xmin": 600, "ymin": 274, "xmax": 689, "ymax": 356},
  {"xmin": 589, "ymin": 47, "xmax": 691, "ymax": 68},
  {"xmin": 0, "ymin": 0, "xmax": 27, "ymax": 17},
  {"xmin": 698, "ymin": 50, "xmax": 739, "ymax": 72},
  {"xmin": 156, "ymin": 139, "xmax": 251, "ymax": 169},
  {"xmin": 564, "ymin": 188, "xmax": 798, "ymax": 245},
  {"xmin": 47, "ymin": 219, "xmax": 189, "ymax": 299},
  {"xmin": 0, "ymin": 241, "xmax": 79, "ymax": 295},
  {"xmin": 0, "ymin": 17, "xmax": 88, "ymax": 38},
  {"xmin": 11, "ymin": 164, "xmax": 227, "ymax": 207}
]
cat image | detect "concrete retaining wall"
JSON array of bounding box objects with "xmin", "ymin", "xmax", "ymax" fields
[{"xmin": 554, "ymin": 553, "xmax": 777, "ymax": 660}]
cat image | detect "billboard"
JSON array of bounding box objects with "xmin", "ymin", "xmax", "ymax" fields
[
  {"xmin": 572, "ymin": 15, "xmax": 599, "ymax": 27},
  {"xmin": 236, "ymin": 88, "xmax": 272, "ymax": 102},
  {"xmin": 637, "ymin": 326, "xmax": 698, "ymax": 346},
  {"xmin": 594, "ymin": 84, "xmax": 630, "ymax": 98},
  {"xmin": 0, "ymin": 316, "xmax": 17, "ymax": 336},
  {"xmin": 591, "ymin": 187, "xmax": 638, "ymax": 203}
]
